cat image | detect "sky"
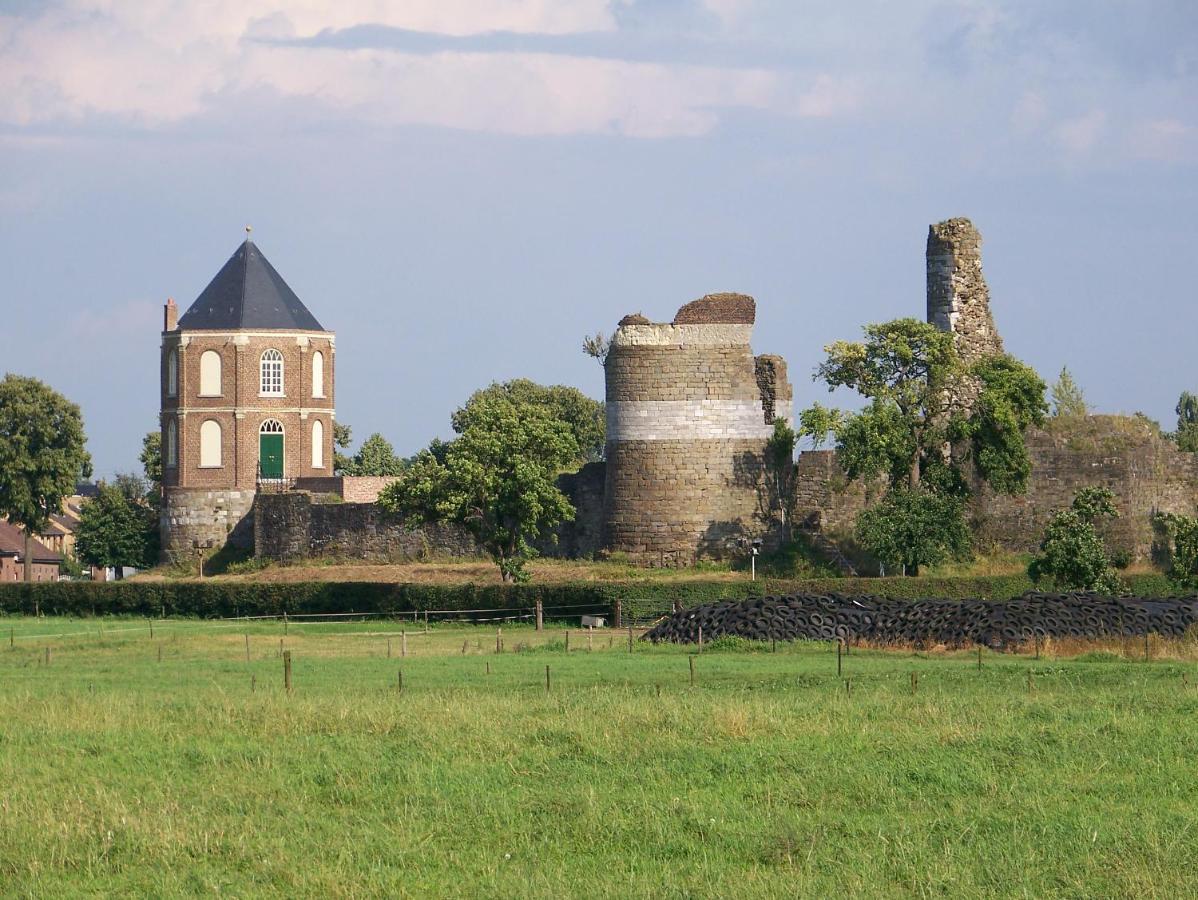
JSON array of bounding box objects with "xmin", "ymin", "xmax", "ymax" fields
[{"xmin": 0, "ymin": 0, "xmax": 1195, "ymax": 478}]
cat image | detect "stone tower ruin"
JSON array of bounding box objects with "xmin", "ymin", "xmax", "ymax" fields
[
  {"xmin": 601, "ymin": 293, "xmax": 791, "ymax": 566},
  {"xmin": 926, "ymin": 217, "xmax": 1004, "ymax": 365}
]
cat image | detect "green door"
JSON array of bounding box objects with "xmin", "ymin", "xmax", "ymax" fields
[{"xmin": 259, "ymin": 433, "xmax": 284, "ymax": 479}]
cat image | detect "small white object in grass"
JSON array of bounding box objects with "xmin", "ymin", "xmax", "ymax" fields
[{"xmin": 581, "ymin": 616, "xmax": 606, "ymax": 629}]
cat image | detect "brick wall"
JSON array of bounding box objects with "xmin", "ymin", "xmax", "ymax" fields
[{"xmin": 292, "ymin": 476, "xmax": 400, "ymax": 503}]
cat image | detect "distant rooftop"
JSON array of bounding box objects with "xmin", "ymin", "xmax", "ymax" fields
[{"xmin": 177, "ymin": 238, "xmax": 325, "ymax": 332}]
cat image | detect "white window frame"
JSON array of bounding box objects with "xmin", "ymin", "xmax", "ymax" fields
[
  {"xmin": 311, "ymin": 419, "xmax": 324, "ymax": 468},
  {"xmin": 260, "ymin": 348, "xmax": 284, "ymax": 396},
  {"xmin": 199, "ymin": 350, "xmax": 223, "ymax": 397},
  {"xmin": 312, "ymin": 350, "xmax": 325, "ymax": 398},
  {"xmin": 199, "ymin": 419, "xmax": 222, "ymax": 468}
]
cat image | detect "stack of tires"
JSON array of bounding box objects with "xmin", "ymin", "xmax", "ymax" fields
[{"xmin": 642, "ymin": 592, "xmax": 1198, "ymax": 649}]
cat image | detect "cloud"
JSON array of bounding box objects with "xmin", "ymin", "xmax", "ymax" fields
[
  {"xmin": 1128, "ymin": 117, "xmax": 1197, "ymax": 162},
  {"xmin": 1054, "ymin": 109, "xmax": 1107, "ymax": 155},
  {"xmin": 794, "ymin": 74, "xmax": 862, "ymax": 118}
]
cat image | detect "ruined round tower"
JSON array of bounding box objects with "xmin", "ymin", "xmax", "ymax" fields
[
  {"xmin": 926, "ymin": 217, "xmax": 1004, "ymax": 364},
  {"xmin": 601, "ymin": 293, "xmax": 791, "ymax": 566}
]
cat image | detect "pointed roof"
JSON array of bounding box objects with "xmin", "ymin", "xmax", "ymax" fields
[{"xmin": 177, "ymin": 239, "xmax": 325, "ymax": 331}]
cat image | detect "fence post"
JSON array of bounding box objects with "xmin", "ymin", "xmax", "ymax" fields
[
  {"xmin": 698, "ymin": 625, "xmax": 703, "ymax": 654},
  {"xmin": 397, "ymin": 670, "xmax": 403, "ymax": 693},
  {"xmin": 689, "ymin": 655, "xmax": 695, "ymax": 686},
  {"xmin": 401, "ymin": 630, "xmax": 407, "ymax": 658},
  {"xmin": 9, "ymin": 627, "xmax": 12, "ymax": 649},
  {"xmin": 496, "ymin": 627, "xmax": 502, "ymax": 654},
  {"xmin": 535, "ymin": 600, "xmax": 543, "ymax": 632},
  {"xmin": 977, "ymin": 645, "xmax": 983, "ymax": 671},
  {"xmin": 283, "ymin": 650, "xmax": 292, "ymax": 693},
  {"xmin": 284, "ymin": 612, "xmax": 288, "ymax": 635},
  {"xmin": 387, "ymin": 637, "xmax": 392, "ymax": 659},
  {"xmin": 565, "ymin": 630, "xmax": 570, "ymax": 653},
  {"xmin": 588, "ymin": 626, "xmax": 593, "ymax": 652},
  {"xmin": 462, "ymin": 640, "xmax": 468, "ymax": 655},
  {"xmin": 44, "ymin": 647, "xmax": 50, "ymax": 666},
  {"xmin": 545, "ymin": 665, "xmax": 551, "ymax": 693},
  {"xmin": 157, "ymin": 644, "xmax": 162, "ymax": 663},
  {"xmin": 613, "ymin": 600, "xmax": 622, "ymax": 629},
  {"xmin": 245, "ymin": 634, "xmax": 251, "ymax": 662},
  {"xmin": 837, "ymin": 639, "xmax": 842, "ymax": 677},
  {"xmin": 628, "ymin": 626, "xmax": 633, "ymax": 654},
  {"xmin": 149, "ymin": 620, "xmax": 153, "ymax": 640},
  {"xmin": 424, "ymin": 611, "xmax": 429, "ymax": 633}
]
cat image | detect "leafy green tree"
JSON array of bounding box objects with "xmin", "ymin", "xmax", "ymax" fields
[
  {"xmin": 1028, "ymin": 487, "xmax": 1122, "ymax": 594},
  {"xmin": 114, "ymin": 472, "xmax": 151, "ymax": 504},
  {"xmin": 811, "ymin": 319, "xmax": 961, "ymax": 489},
  {"xmin": 332, "ymin": 422, "xmax": 354, "ymax": 473},
  {"xmin": 341, "ymin": 433, "xmax": 405, "ymax": 476},
  {"xmin": 796, "ymin": 402, "xmax": 843, "ymax": 449},
  {"xmin": 379, "ymin": 393, "xmax": 578, "ymax": 582},
  {"xmin": 1156, "ymin": 513, "xmax": 1198, "ymax": 591},
  {"xmin": 954, "ymin": 355, "xmax": 1048, "ymax": 495},
  {"xmin": 764, "ymin": 418, "xmax": 797, "ymax": 533},
  {"xmin": 454, "ymin": 379, "xmax": 604, "ymax": 465},
  {"xmin": 855, "ymin": 487, "xmax": 970, "ymax": 576},
  {"xmin": 75, "ymin": 481, "xmax": 157, "ymax": 579},
  {"xmin": 140, "ymin": 431, "xmax": 161, "ymax": 489},
  {"xmin": 1175, "ymin": 392, "xmax": 1198, "ymax": 452},
  {"xmin": 0, "ymin": 374, "xmax": 91, "ymax": 581},
  {"xmin": 1050, "ymin": 367, "xmax": 1087, "ymax": 418}
]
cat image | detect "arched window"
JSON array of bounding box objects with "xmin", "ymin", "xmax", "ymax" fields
[
  {"xmin": 166, "ymin": 350, "xmax": 178, "ymax": 397},
  {"xmin": 312, "ymin": 350, "xmax": 325, "ymax": 398},
  {"xmin": 260, "ymin": 349, "xmax": 284, "ymax": 396},
  {"xmin": 259, "ymin": 419, "xmax": 285, "ymax": 480},
  {"xmin": 199, "ymin": 350, "xmax": 222, "ymax": 396},
  {"xmin": 199, "ymin": 420, "xmax": 222, "ymax": 467},
  {"xmin": 166, "ymin": 419, "xmax": 178, "ymax": 467},
  {"xmin": 311, "ymin": 419, "xmax": 324, "ymax": 468}
]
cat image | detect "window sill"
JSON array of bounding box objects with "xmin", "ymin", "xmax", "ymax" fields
[
  {"xmin": 198, "ymin": 394, "xmax": 223, "ymax": 399},
  {"xmin": 259, "ymin": 394, "xmax": 286, "ymax": 399},
  {"xmin": 197, "ymin": 465, "xmax": 224, "ymax": 470}
]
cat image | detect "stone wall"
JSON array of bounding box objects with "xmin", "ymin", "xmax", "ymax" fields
[
  {"xmin": 292, "ymin": 476, "xmax": 399, "ymax": 503},
  {"xmin": 971, "ymin": 417, "xmax": 1198, "ymax": 561},
  {"xmin": 160, "ymin": 488, "xmax": 256, "ymax": 561},
  {"xmin": 791, "ymin": 419, "xmax": 1198, "ymax": 562},
  {"xmin": 254, "ymin": 492, "xmax": 481, "ymax": 562},
  {"xmin": 543, "ymin": 462, "xmax": 606, "ymax": 558},
  {"xmin": 602, "ymin": 293, "xmax": 792, "ymax": 565}
]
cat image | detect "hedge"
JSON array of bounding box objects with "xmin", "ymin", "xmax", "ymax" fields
[{"xmin": 0, "ymin": 572, "xmax": 1182, "ymax": 619}]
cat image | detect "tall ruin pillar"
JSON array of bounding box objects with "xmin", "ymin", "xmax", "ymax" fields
[{"xmin": 926, "ymin": 217, "xmax": 1004, "ymax": 366}]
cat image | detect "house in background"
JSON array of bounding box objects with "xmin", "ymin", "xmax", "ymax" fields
[{"xmin": 0, "ymin": 521, "xmax": 62, "ymax": 582}]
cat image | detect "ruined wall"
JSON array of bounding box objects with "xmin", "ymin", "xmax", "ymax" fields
[
  {"xmin": 160, "ymin": 488, "xmax": 255, "ymax": 561},
  {"xmin": 601, "ymin": 293, "xmax": 791, "ymax": 565},
  {"xmin": 292, "ymin": 476, "xmax": 400, "ymax": 503},
  {"xmin": 972, "ymin": 417, "xmax": 1198, "ymax": 561},
  {"xmin": 254, "ymin": 492, "xmax": 481, "ymax": 562},
  {"xmin": 542, "ymin": 462, "xmax": 606, "ymax": 558}
]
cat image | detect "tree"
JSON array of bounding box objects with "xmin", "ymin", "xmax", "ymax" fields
[
  {"xmin": 1175, "ymin": 392, "xmax": 1198, "ymax": 452},
  {"xmin": 1050, "ymin": 367, "xmax": 1087, "ymax": 418},
  {"xmin": 379, "ymin": 392, "xmax": 579, "ymax": 582},
  {"xmin": 855, "ymin": 487, "xmax": 971, "ymax": 575},
  {"xmin": 764, "ymin": 418, "xmax": 797, "ymax": 533},
  {"xmin": 796, "ymin": 403, "xmax": 842, "ymax": 449},
  {"xmin": 75, "ymin": 481, "xmax": 158, "ymax": 579},
  {"xmin": 113, "ymin": 472, "xmax": 151, "ymax": 504},
  {"xmin": 803, "ymin": 319, "xmax": 1046, "ymax": 576},
  {"xmin": 0, "ymin": 375, "xmax": 91, "ymax": 581},
  {"xmin": 341, "ymin": 433, "xmax": 405, "ymax": 476},
  {"xmin": 1028, "ymin": 487, "xmax": 1122, "ymax": 594},
  {"xmin": 812, "ymin": 319, "xmax": 961, "ymax": 489},
  {"xmin": 454, "ymin": 379, "xmax": 604, "ymax": 465},
  {"xmin": 140, "ymin": 431, "xmax": 161, "ymax": 488},
  {"xmin": 333, "ymin": 422, "xmax": 354, "ymax": 473},
  {"xmin": 1156, "ymin": 513, "xmax": 1198, "ymax": 591},
  {"xmin": 581, "ymin": 332, "xmax": 611, "ymax": 366}
]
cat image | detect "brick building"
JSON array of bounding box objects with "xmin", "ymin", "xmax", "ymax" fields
[
  {"xmin": 0, "ymin": 521, "xmax": 61, "ymax": 582},
  {"xmin": 159, "ymin": 231, "xmax": 335, "ymax": 560}
]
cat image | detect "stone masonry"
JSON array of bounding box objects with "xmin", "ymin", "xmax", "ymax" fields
[
  {"xmin": 602, "ymin": 293, "xmax": 792, "ymax": 565},
  {"xmin": 926, "ymin": 217, "xmax": 1004, "ymax": 366}
]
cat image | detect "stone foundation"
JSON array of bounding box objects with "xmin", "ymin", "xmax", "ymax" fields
[{"xmin": 160, "ymin": 488, "xmax": 256, "ymax": 561}]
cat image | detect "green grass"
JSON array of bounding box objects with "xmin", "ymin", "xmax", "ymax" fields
[{"xmin": 3, "ymin": 616, "xmax": 1198, "ymax": 897}]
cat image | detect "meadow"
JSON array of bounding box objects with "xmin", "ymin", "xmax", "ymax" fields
[{"xmin": 2, "ymin": 615, "xmax": 1197, "ymax": 897}]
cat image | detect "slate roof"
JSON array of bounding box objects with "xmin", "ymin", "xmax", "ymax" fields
[
  {"xmin": 177, "ymin": 239, "xmax": 325, "ymax": 332},
  {"xmin": 0, "ymin": 521, "xmax": 62, "ymax": 564}
]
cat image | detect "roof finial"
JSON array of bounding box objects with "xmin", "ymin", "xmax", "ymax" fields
[{"xmin": 245, "ymin": 224, "xmax": 252, "ymax": 242}]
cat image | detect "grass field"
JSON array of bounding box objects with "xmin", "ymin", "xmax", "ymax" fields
[{"xmin": 3, "ymin": 616, "xmax": 1198, "ymax": 897}]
